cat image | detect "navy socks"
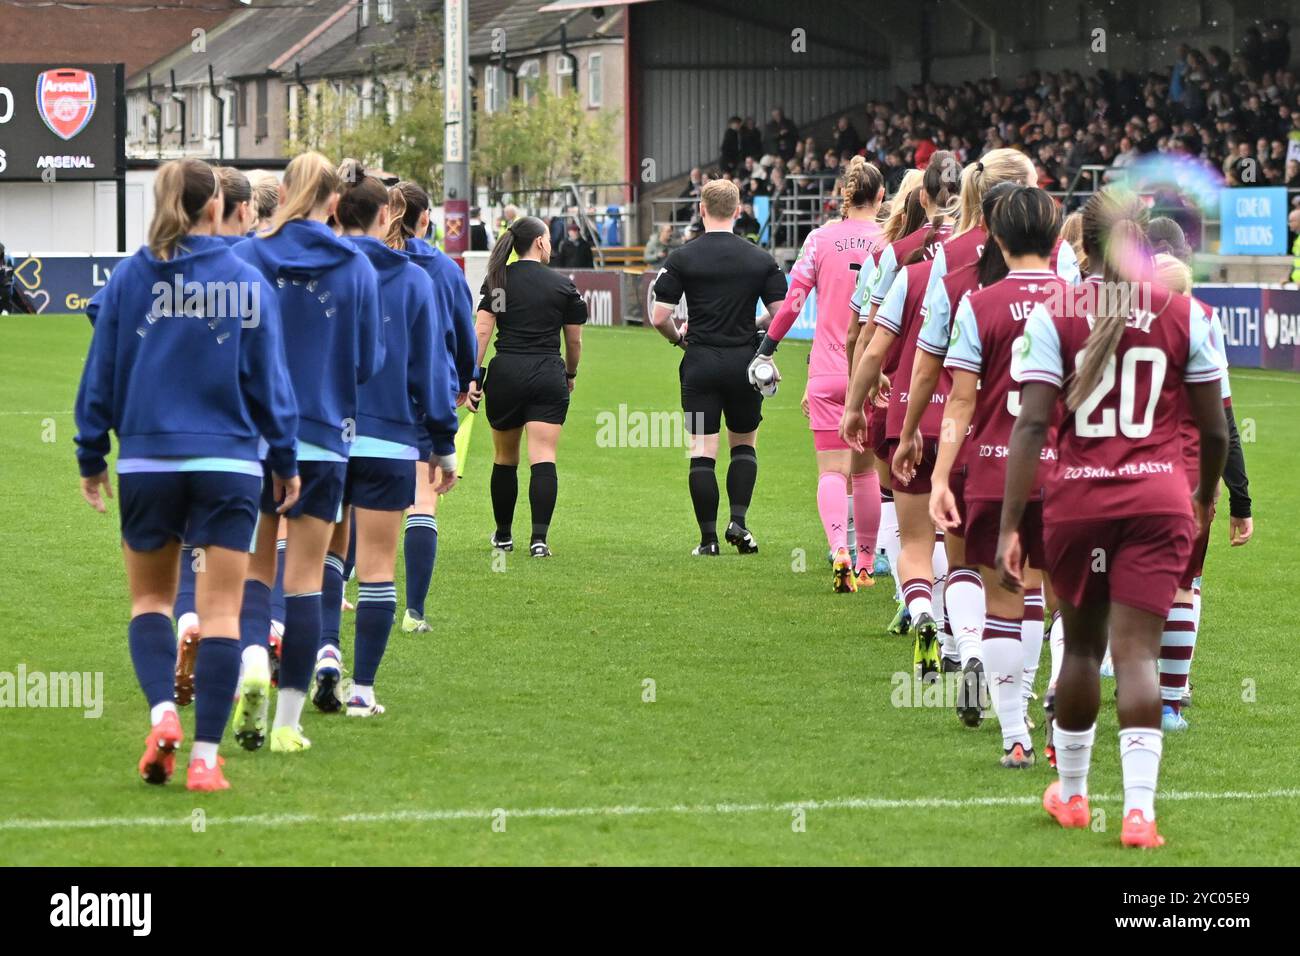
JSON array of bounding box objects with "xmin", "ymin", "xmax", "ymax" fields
[{"xmin": 128, "ymin": 612, "xmax": 176, "ymax": 708}]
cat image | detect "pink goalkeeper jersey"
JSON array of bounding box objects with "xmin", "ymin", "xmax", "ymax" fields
[{"xmin": 767, "ymin": 217, "xmax": 884, "ymax": 379}]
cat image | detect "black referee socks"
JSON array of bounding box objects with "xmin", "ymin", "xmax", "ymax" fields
[
  {"xmin": 529, "ymin": 462, "xmax": 558, "ymax": 545},
  {"xmin": 727, "ymin": 445, "xmax": 757, "ymax": 528},
  {"xmin": 491, "ymin": 463, "xmax": 518, "ymax": 539},
  {"xmin": 689, "ymin": 456, "xmax": 720, "ymax": 544}
]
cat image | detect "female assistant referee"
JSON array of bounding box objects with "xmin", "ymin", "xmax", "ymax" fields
[{"xmin": 468, "ymin": 216, "xmax": 587, "ymax": 557}]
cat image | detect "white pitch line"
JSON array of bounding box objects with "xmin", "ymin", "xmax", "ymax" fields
[
  {"xmin": 3, "ymin": 787, "xmax": 1297, "ymax": 833},
  {"xmin": 1239, "ymin": 374, "xmax": 1300, "ymax": 385}
]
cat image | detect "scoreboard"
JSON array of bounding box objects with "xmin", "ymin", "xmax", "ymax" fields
[{"xmin": 0, "ymin": 63, "xmax": 122, "ymax": 182}]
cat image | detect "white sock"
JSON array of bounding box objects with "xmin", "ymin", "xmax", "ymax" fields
[
  {"xmin": 241, "ymin": 644, "xmax": 269, "ymax": 677},
  {"xmin": 1055, "ymin": 723, "xmax": 1095, "ymax": 800},
  {"xmin": 177, "ymin": 611, "xmax": 199, "ymax": 636},
  {"xmin": 931, "ymin": 538, "xmax": 949, "ymax": 605},
  {"xmin": 984, "ymin": 615, "xmax": 1029, "ymax": 748},
  {"xmin": 150, "ymin": 701, "xmax": 178, "ymax": 726},
  {"xmin": 940, "ymin": 622, "xmax": 958, "ymax": 660},
  {"xmin": 879, "ymin": 499, "xmax": 901, "ymax": 593},
  {"xmin": 902, "ymin": 578, "xmax": 933, "ymax": 621},
  {"xmin": 352, "ymin": 683, "xmax": 375, "ymax": 706},
  {"xmin": 1048, "ymin": 611, "xmax": 1065, "ymax": 690},
  {"xmin": 1119, "ymin": 727, "xmax": 1163, "ymax": 818},
  {"xmin": 945, "ymin": 568, "xmax": 986, "ymax": 666},
  {"xmin": 1021, "ymin": 589, "xmax": 1045, "ymax": 700},
  {"xmin": 270, "ymin": 619, "xmax": 285, "ymax": 639},
  {"xmin": 274, "ymin": 689, "xmax": 307, "ymax": 731},
  {"xmin": 190, "ymin": 741, "xmax": 219, "ymax": 769}
]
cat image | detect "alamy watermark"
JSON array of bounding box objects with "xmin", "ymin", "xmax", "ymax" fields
[
  {"xmin": 1, "ymin": 665, "xmax": 103, "ymax": 717},
  {"xmin": 595, "ymin": 404, "xmax": 706, "ymax": 455},
  {"xmin": 150, "ymin": 276, "xmax": 262, "ymax": 331}
]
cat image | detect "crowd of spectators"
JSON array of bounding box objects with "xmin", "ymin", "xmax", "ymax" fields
[{"xmin": 672, "ymin": 18, "xmax": 1300, "ymax": 248}]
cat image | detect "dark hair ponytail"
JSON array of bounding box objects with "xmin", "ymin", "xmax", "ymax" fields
[
  {"xmin": 988, "ymin": 184, "xmax": 1059, "ymax": 261},
  {"xmin": 335, "ymin": 158, "xmax": 389, "ymax": 232},
  {"xmin": 486, "ymin": 216, "xmax": 548, "ymax": 299},
  {"xmin": 1068, "ymin": 189, "xmax": 1150, "ymax": 409},
  {"xmin": 903, "ymin": 150, "xmax": 959, "ymax": 265},
  {"xmin": 973, "ymin": 180, "xmax": 1019, "ymax": 287}
]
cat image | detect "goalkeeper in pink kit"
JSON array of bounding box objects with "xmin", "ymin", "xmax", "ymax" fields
[{"xmin": 749, "ymin": 158, "xmax": 886, "ymax": 592}]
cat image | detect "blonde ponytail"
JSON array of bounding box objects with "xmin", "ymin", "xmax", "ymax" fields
[
  {"xmin": 263, "ymin": 151, "xmax": 340, "ymax": 238},
  {"xmin": 882, "ymin": 168, "xmax": 924, "ymax": 242},
  {"xmin": 954, "ymin": 147, "xmax": 1035, "ymax": 236},
  {"xmin": 147, "ymin": 158, "xmax": 219, "ymax": 260}
]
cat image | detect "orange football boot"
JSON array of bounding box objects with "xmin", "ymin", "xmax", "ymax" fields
[
  {"xmin": 1042, "ymin": 780, "xmax": 1090, "ymax": 829},
  {"xmin": 1120, "ymin": 809, "xmax": 1165, "ymax": 848},
  {"xmin": 138, "ymin": 710, "xmax": 183, "ymax": 785},
  {"xmin": 186, "ymin": 755, "xmax": 230, "ymax": 792}
]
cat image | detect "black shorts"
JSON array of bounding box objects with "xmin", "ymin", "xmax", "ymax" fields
[
  {"xmin": 345, "ymin": 457, "xmax": 417, "ymax": 512},
  {"xmin": 484, "ymin": 352, "xmax": 569, "ymax": 431},
  {"xmin": 119, "ymin": 471, "xmax": 261, "ymax": 553},
  {"xmin": 261, "ymin": 460, "xmax": 346, "ymax": 523},
  {"xmin": 679, "ymin": 343, "xmax": 763, "ymax": 435}
]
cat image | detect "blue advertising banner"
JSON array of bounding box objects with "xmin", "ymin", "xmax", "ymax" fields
[
  {"xmin": 1194, "ymin": 283, "xmax": 1300, "ymax": 372},
  {"xmin": 7, "ymin": 252, "xmax": 125, "ymax": 314},
  {"xmin": 1188, "ymin": 284, "xmax": 1261, "ymax": 369},
  {"xmin": 1218, "ymin": 187, "xmax": 1287, "ymax": 255}
]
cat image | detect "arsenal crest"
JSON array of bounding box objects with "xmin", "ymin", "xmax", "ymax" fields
[{"xmin": 36, "ymin": 68, "xmax": 97, "ymax": 141}]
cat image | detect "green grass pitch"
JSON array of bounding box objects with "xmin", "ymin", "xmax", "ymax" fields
[{"xmin": 1, "ymin": 313, "xmax": 1297, "ymax": 865}]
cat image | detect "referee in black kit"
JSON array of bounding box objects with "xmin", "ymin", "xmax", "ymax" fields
[
  {"xmin": 468, "ymin": 216, "xmax": 587, "ymax": 558},
  {"xmin": 650, "ymin": 179, "xmax": 787, "ymax": 556}
]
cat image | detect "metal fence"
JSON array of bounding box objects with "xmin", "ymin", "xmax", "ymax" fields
[
  {"xmin": 651, "ymin": 174, "xmax": 840, "ymax": 254},
  {"xmin": 493, "ymin": 182, "xmax": 638, "ymax": 265}
]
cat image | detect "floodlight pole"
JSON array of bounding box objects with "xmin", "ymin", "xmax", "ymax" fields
[{"xmin": 444, "ymin": 0, "xmax": 470, "ymax": 266}]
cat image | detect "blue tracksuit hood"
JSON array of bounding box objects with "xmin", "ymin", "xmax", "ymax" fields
[
  {"xmin": 347, "ymin": 233, "xmax": 410, "ymax": 280},
  {"xmin": 73, "ymin": 234, "xmax": 298, "ymax": 478},
  {"xmin": 237, "ymin": 219, "xmax": 358, "ymax": 277},
  {"xmin": 404, "ymin": 236, "xmax": 476, "ymax": 392},
  {"xmin": 232, "ymin": 221, "xmax": 385, "ymax": 457},
  {"xmin": 343, "ymin": 235, "xmax": 457, "ymax": 457}
]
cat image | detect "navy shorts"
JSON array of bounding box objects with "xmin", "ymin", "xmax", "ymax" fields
[
  {"xmin": 260, "ymin": 460, "xmax": 347, "ymax": 523},
  {"xmin": 345, "ymin": 457, "xmax": 417, "ymax": 512},
  {"xmin": 119, "ymin": 471, "xmax": 261, "ymax": 553}
]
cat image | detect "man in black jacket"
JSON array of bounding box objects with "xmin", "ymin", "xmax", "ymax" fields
[
  {"xmin": 554, "ymin": 222, "xmax": 595, "ymax": 269},
  {"xmin": 720, "ymin": 116, "xmax": 743, "ymax": 174}
]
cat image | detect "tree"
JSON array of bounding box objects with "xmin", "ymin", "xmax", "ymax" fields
[
  {"xmin": 287, "ymin": 76, "xmax": 445, "ymax": 195},
  {"xmin": 474, "ymin": 83, "xmax": 619, "ymax": 202}
]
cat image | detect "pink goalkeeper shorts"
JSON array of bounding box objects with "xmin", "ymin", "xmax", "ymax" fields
[{"xmin": 809, "ymin": 374, "xmax": 855, "ymax": 451}]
